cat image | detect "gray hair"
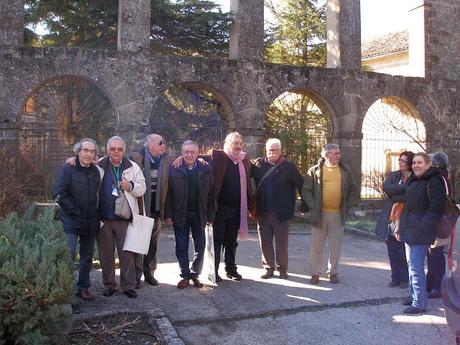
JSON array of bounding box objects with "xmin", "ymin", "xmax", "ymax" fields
[
  {"xmin": 73, "ymin": 138, "xmax": 99, "ymax": 155},
  {"xmin": 429, "ymin": 151, "xmax": 449, "ymax": 168},
  {"xmin": 106, "ymin": 136, "xmax": 126, "ymax": 151},
  {"xmin": 144, "ymin": 133, "xmax": 162, "ymax": 146},
  {"xmin": 223, "ymin": 132, "xmax": 242, "ymax": 152},
  {"xmin": 182, "ymin": 140, "xmax": 199, "ymax": 151},
  {"xmin": 266, "ymin": 138, "xmax": 281, "ymax": 150},
  {"xmin": 321, "ymin": 143, "xmax": 340, "ymax": 158}
]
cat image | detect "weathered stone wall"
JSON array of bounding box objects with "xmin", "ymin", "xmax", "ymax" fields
[{"xmin": 1, "ymin": 0, "xmax": 460, "ymax": 191}]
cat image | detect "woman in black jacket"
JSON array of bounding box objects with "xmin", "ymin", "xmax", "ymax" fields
[
  {"xmin": 397, "ymin": 152, "xmax": 446, "ymax": 314},
  {"xmin": 375, "ymin": 151, "xmax": 414, "ymax": 289}
]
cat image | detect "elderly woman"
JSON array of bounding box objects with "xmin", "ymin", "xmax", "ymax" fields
[
  {"xmin": 375, "ymin": 151, "xmax": 414, "ymax": 289},
  {"xmin": 426, "ymin": 151, "xmax": 451, "ymax": 299},
  {"xmin": 398, "ymin": 152, "xmax": 446, "ymax": 314}
]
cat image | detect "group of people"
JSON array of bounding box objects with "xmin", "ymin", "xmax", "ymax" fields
[
  {"xmin": 376, "ymin": 151, "xmax": 450, "ymax": 314},
  {"xmin": 53, "ymin": 132, "xmax": 361, "ymax": 306}
]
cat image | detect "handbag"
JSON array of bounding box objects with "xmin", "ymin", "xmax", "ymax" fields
[
  {"xmin": 115, "ymin": 191, "xmax": 132, "ymax": 220},
  {"xmin": 199, "ymin": 223, "xmax": 216, "ymax": 286},
  {"xmin": 123, "ymin": 213, "xmax": 155, "ymax": 255},
  {"xmin": 388, "ymin": 202, "xmax": 404, "ymax": 236}
]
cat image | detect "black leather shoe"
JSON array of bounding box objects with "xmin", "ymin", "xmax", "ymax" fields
[
  {"xmin": 387, "ymin": 281, "xmax": 399, "ymax": 288},
  {"xmin": 145, "ymin": 274, "xmax": 159, "ymax": 286},
  {"xmin": 226, "ymin": 271, "xmax": 242, "ymax": 281},
  {"xmin": 403, "ymin": 306, "xmax": 425, "ymax": 314},
  {"xmin": 124, "ymin": 289, "xmax": 137, "ymax": 298},
  {"xmin": 103, "ymin": 288, "xmax": 117, "ymax": 297},
  {"xmin": 216, "ymin": 274, "xmax": 223, "ymax": 283}
]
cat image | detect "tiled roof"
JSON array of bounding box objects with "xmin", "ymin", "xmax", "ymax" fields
[{"xmin": 361, "ymin": 30, "xmax": 408, "ymax": 59}]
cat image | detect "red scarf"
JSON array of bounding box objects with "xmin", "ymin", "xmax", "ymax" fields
[{"xmin": 224, "ymin": 149, "xmax": 249, "ymax": 240}]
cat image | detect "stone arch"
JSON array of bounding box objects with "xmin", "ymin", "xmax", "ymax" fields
[
  {"xmin": 264, "ymin": 87, "xmax": 334, "ymax": 175},
  {"xmin": 361, "ymin": 95, "xmax": 426, "ymax": 198},
  {"xmin": 19, "ymin": 74, "xmax": 117, "ymax": 197},
  {"xmin": 149, "ymin": 81, "xmax": 236, "ymax": 154}
]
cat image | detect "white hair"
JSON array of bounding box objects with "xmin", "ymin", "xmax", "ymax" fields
[
  {"xmin": 73, "ymin": 138, "xmax": 99, "ymax": 155},
  {"xmin": 266, "ymin": 138, "xmax": 281, "ymax": 150},
  {"xmin": 223, "ymin": 132, "xmax": 242, "ymax": 152},
  {"xmin": 182, "ymin": 140, "xmax": 198, "ymax": 151}
]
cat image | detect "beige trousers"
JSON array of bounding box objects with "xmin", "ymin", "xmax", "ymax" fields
[
  {"xmin": 309, "ymin": 211, "xmax": 343, "ymax": 276},
  {"xmin": 97, "ymin": 220, "xmax": 136, "ymax": 291}
]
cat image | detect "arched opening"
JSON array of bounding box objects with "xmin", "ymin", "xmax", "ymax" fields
[
  {"xmin": 149, "ymin": 82, "xmax": 234, "ymax": 154},
  {"xmin": 20, "ymin": 75, "xmax": 116, "ymax": 199},
  {"xmin": 264, "ymin": 89, "xmax": 333, "ymax": 175},
  {"xmin": 361, "ymin": 96, "xmax": 426, "ymax": 199}
]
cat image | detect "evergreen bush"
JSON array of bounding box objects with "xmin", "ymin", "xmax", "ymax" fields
[{"xmin": 0, "ymin": 207, "xmax": 74, "ymax": 345}]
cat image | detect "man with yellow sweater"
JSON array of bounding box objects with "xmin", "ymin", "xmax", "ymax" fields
[{"xmin": 302, "ymin": 143, "xmax": 359, "ymax": 284}]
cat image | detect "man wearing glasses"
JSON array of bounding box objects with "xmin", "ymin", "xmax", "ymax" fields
[
  {"xmin": 53, "ymin": 138, "xmax": 102, "ymax": 303},
  {"xmin": 97, "ymin": 136, "xmax": 146, "ymax": 298},
  {"xmin": 131, "ymin": 134, "xmax": 175, "ymax": 287},
  {"xmin": 251, "ymin": 138, "xmax": 304, "ymax": 280},
  {"xmin": 302, "ymin": 143, "xmax": 359, "ymax": 285}
]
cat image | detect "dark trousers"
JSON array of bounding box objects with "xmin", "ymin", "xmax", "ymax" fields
[
  {"xmin": 173, "ymin": 211, "xmax": 205, "ymax": 279},
  {"xmin": 135, "ymin": 217, "xmax": 161, "ymax": 282},
  {"xmin": 426, "ymin": 245, "xmax": 446, "ymax": 292},
  {"xmin": 257, "ymin": 212, "xmax": 289, "ymax": 273},
  {"xmin": 66, "ymin": 233, "xmax": 96, "ymax": 292},
  {"xmin": 213, "ymin": 205, "xmax": 240, "ymax": 274},
  {"xmin": 387, "ymin": 235, "xmax": 409, "ymax": 284}
]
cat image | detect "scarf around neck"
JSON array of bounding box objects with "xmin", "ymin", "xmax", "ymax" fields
[{"xmin": 224, "ymin": 149, "xmax": 249, "ymax": 240}]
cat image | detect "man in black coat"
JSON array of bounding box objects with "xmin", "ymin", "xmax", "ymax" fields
[
  {"xmin": 53, "ymin": 138, "xmax": 101, "ymax": 302},
  {"xmin": 251, "ymin": 138, "xmax": 304, "ymax": 279},
  {"xmin": 165, "ymin": 140, "xmax": 214, "ymax": 289}
]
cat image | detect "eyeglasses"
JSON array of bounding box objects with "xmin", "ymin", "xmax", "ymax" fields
[
  {"xmin": 158, "ymin": 141, "xmax": 165, "ymax": 146},
  {"xmin": 399, "ymin": 159, "xmax": 408, "ymax": 163},
  {"xmin": 110, "ymin": 147, "xmax": 124, "ymax": 152},
  {"xmin": 81, "ymin": 148, "xmax": 96, "ymax": 154}
]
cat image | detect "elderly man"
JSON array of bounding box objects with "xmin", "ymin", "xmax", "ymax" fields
[
  {"xmin": 165, "ymin": 140, "xmax": 214, "ymax": 289},
  {"xmin": 97, "ymin": 136, "xmax": 146, "ymax": 298},
  {"xmin": 251, "ymin": 138, "xmax": 303, "ymax": 279},
  {"xmin": 131, "ymin": 134, "xmax": 175, "ymax": 287},
  {"xmin": 302, "ymin": 143, "xmax": 359, "ymax": 284},
  {"xmin": 173, "ymin": 132, "xmax": 251, "ymax": 282},
  {"xmin": 53, "ymin": 138, "xmax": 102, "ymax": 302}
]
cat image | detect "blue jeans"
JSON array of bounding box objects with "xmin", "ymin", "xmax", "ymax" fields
[
  {"xmin": 173, "ymin": 212, "xmax": 205, "ymax": 279},
  {"xmin": 405, "ymin": 243, "xmax": 429, "ymax": 309},
  {"xmin": 67, "ymin": 233, "xmax": 96, "ymax": 292}
]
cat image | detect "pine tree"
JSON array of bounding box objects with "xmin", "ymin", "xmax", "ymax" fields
[
  {"xmin": 0, "ymin": 208, "xmax": 74, "ymax": 345},
  {"xmin": 264, "ymin": 0, "xmax": 327, "ymax": 66}
]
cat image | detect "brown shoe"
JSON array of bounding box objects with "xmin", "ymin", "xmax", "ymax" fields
[
  {"xmin": 260, "ymin": 269, "xmax": 274, "ymax": 279},
  {"xmin": 310, "ymin": 275, "xmax": 320, "ymax": 284},
  {"xmin": 177, "ymin": 278, "xmax": 190, "ymax": 289},
  {"xmin": 279, "ymin": 271, "xmax": 289, "ymax": 279},
  {"xmin": 329, "ymin": 274, "xmax": 339, "ymax": 284},
  {"xmin": 76, "ymin": 290, "xmax": 94, "ymax": 301},
  {"xmin": 191, "ymin": 277, "xmax": 203, "ymax": 288}
]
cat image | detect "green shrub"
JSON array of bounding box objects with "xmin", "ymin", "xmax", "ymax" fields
[{"xmin": 0, "ymin": 207, "xmax": 74, "ymax": 345}]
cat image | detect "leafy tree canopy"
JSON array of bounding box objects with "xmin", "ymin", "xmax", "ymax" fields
[
  {"xmin": 24, "ymin": 0, "xmax": 230, "ymax": 56},
  {"xmin": 264, "ymin": 0, "xmax": 327, "ymax": 67}
]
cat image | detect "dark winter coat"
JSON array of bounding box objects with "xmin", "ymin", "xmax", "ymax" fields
[
  {"xmin": 165, "ymin": 161, "xmax": 215, "ymax": 228},
  {"xmin": 399, "ymin": 167, "xmax": 446, "ymax": 245},
  {"xmin": 200, "ymin": 149, "xmax": 252, "ymax": 211},
  {"xmin": 375, "ymin": 170, "xmax": 414, "ymax": 240},
  {"xmin": 251, "ymin": 157, "xmax": 304, "ymax": 223},
  {"xmin": 52, "ymin": 158, "xmax": 101, "ymax": 236}
]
